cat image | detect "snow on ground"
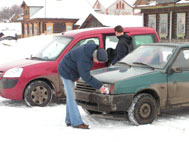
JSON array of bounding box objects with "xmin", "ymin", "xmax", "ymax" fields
[{"xmin": 0, "ymin": 36, "xmax": 189, "ymax": 142}]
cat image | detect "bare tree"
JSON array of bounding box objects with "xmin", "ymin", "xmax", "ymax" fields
[{"xmin": 0, "ymin": 5, "xmax": 22, "ymax": 22}]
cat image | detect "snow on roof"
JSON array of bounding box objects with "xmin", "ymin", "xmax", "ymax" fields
[
  {"xmin": 137, "ymin": 0, "xmax": 189, "ymax": 7},
  {"xmin": 96, "ymin": 0, "xmax": 137, "ymax": 8},
  {"xmin": 77, "ymin": 12, "xmax": 143, "ymax": 27},
  {"xmin": 124, "ymin": 0, "xmax": 138, "ymax": 7},
  {"xmin": 22, "ymin": 0, "xmax": 45, "ymax": 7},
  {"xmin": 98, "ymin": 0, "xmax": 117, "ymax": 8},
  {"xmin": 30, "ymin": 0, "xmax": 94, "ymax": 19},
  {"xmin": 86, "ymin": 0, "xmax": 97, "ymax": 6}
]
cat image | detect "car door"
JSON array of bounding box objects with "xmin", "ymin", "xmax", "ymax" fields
[
  {"xmin": 57, "ymin": 34, "xmax": 106, "ymax": 96},
  {"xmin": 167, "ymin": 49, "xmax": 189, "ymax": 105},
  {"xmin": 70, "ymin": 35, "xmax": 106, "ymax": 70}
]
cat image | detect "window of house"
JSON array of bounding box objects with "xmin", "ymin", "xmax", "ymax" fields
[
  {"xmin": 177, "ymin": 13, "xmax": 186, "ymax": 38},
  {"xmin": 29, "ymin": 26, "xmax": 32, "ymax": 37},
  {"xmin": 122, "ymin": 3, "xmax": 124, "ymax": 9},
  {"xmin": 47, "ymin": 25, "xmax": 53, "ymax": 34},
  {"xmin": 25, "ymin": 26, "xmax": 28, "ymax": 37},
  {"xmin": 148, "ymin": 14, "xmax": 156, "ymax": 31},
  {"xmin": 72, "ymin": 37, "xmax": 100, "ymax": 49},
  {"xmin": 159, "ymin": 14, "xmax": 168, "ymax": 39},
  {"xmin": 25, "ymin": 9, "xmax": 28, "ymax": 15},
  {"xmin": 97, "ymin": 2, "xmax": 100, "ymax": 9},
  {"xmin": 34, "ymin": 25, "xmax": 38, "ymax": 36},
  {"xmin": 66, "ymin": 25, "xmax": 72, "ymax": 31}
]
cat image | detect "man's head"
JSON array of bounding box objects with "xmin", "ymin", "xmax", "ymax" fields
[
  {"xmin": 93, "ymin": 48, "xmax": 108, "ymax": 63},
  {"xmin": 114, "ymin": 25, "xmax": 124, "ymax": 37}
]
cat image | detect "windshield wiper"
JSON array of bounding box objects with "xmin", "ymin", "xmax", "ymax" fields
[
  {"xmin": 117, "ymin": 61, "xmax": 131, "ymax": 67},
  {"xmin": 30, "ymin": 56, "xmax": 44, "ymax": 61},
  {"xmin": 133, "ymin": 62, "xmax": 154, "ymax": 70}
]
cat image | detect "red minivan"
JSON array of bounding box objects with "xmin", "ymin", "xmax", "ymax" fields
[{"xmin": 0, "ymin": 27, "xmax": 159, "ymax": 106}]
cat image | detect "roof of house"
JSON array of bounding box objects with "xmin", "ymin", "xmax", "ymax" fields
[
  {"xmin": 24, "ymin": 0, "xmax": 95, "ymax": 19},
  {"xmin": 125, "ymin": 0, "xmax": 138, "ymax": 7},
  {"xmin": 76, "ymin": 12, "xmax": 143, "ymax": 27},
  {"xmin": 136, "ymin": 0, "xmax": 189, "ymax": 8},
  {"xmin": 156, "ymin": 0, "xmax": 179, "ymax": 4},
  {"xmin": 94, "ymin": 0, "xmax": 138, "ymax": 8}
]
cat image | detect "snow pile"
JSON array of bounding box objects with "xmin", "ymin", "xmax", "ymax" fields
[{"xmin": 0, "ymin": 22, "xmax": 21, "ymax": 36}]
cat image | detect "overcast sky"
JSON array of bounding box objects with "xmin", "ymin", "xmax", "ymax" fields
[
  {"xmin": 0, "ymin": 0, "xmax": 96, "ymax": 9},
  {"xmin": 0, "ymin": 0, "xmax": 23, "ymax": 9}
]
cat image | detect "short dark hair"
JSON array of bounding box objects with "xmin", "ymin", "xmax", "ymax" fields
[{"xmin": 114, "ymin": 25, "xmax": 124, "ymax": 33}]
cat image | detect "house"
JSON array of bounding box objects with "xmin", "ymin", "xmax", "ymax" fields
[
  {"xmin": 135, "ymin": 0, "xmax": 189, "ymax": 42},
  {"xmin": 76, "ymin": 12, "xmax": 143, "ymax": 28},
  {"xmin": 20, "ymin": 0, "xmax": 94, "ymax": 38},
  {"xmin": 93, "ymin": 0, "xmax": 138, "ymax": 15}
]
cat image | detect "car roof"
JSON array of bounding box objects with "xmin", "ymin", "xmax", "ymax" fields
[
  {"xmin": 61, "ymin": 27, "xmax": 156, "ymax": 38},
  {"xmin": 142, "ymin": 42, "xmax": 189, "ymax": 49}
]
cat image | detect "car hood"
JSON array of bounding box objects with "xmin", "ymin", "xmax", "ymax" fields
[
  {"xmin": 0, "ymin": 59, "xmax": 50, "ymax": 71},
  {"xmin": 92, "ymin": 65, "xmax": 155, "ymax": 83}
]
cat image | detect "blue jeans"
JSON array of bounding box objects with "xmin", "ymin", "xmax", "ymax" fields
[{"xmin": 61, "ymin": 77, "xmax": 83, "ymax": 126}]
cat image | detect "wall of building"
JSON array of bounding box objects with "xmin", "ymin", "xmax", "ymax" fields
[{"xmin": 142, "ymin": 5, "xmax": 189, "ymax": 42}]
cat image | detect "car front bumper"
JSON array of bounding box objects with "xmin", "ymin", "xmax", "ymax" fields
[
  {"xmin": 75, "ymin": 90, "xmax": 134, "ymax": 113},
  {"xmin": 0, "ymin": 78, "xmax": 24, "ymax": 100}
]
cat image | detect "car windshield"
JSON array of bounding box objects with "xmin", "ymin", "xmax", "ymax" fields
[
  {"xmin": 120, "ymin": 45, "xmax": 176, "ymax": 69},
  {"xmin": 31, "ymin": 36, "xmax": 73, "ymax": 61}
]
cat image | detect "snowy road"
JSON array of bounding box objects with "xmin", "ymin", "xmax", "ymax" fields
[{"xmin": 0, "ymin": 97, "xmax": 189, "ymax": 142}]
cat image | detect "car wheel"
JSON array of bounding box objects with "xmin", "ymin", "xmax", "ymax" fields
[
  {"xmin": 24, "ymin": 80, "xmax": 52, "ymax": 107},
  {"xmin": 128, "ymin": 93, "xmax": 157, "ymax": 125},
  {"xmin": 83, "ymin": 108, "xmax": 102, "ymax": 115}
]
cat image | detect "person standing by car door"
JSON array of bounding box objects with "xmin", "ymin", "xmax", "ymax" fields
[
  {"xmin": 110, "ymin": 25, "xmax": 132, "ymax": 66},
  {"xmin": 58, "ymin": 43, "xmax": 108, "ymax": 129}
]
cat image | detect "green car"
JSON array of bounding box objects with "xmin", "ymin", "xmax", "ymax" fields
[{"xmin": 75, "ymin": 43, "xmax": 189, "ymax": 125}]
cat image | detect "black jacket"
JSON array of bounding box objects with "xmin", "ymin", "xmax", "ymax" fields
[
  {"xmin": 58, "ymin": 43, "xmax": 103, "ymax": 89},
  {"xmin": 111, "ymin": 34, "xmax": 131, "ymax": 65}
]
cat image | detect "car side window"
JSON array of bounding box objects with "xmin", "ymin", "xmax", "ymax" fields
[
  {"xmin": 172, "ymin": 50, "xmax": 189, "ymax": 69},
  {"xmin": 132, "ymin": 34, "xmax": 157, "ymax": 49},
  {"xmin": 104, "ymin": 35, "xmax": 118, "ymax": 50},
  {"xmin": 72, "ymin": 37, "xmax": 100, "ymax": 49}
]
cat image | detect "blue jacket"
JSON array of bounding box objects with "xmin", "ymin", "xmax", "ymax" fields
[
  {"xmin": 111, "ymin": 34, "xmax": 131, "ymax": 65},
  {"xmin": 58, "ymin": 43, "xmax": 103, "ymax": 89}
]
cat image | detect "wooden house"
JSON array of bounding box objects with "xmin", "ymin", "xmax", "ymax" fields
[
  {"xmin": 20, "ymin": 0, "xmax": 93, "ymax": 38},
  {"xmin": 93, "ymin": 0, "xmax": 138, "ymax": 15},
  {"xmin": 135, "ymin": 0, "xmax": 189, "ymax": 42}
]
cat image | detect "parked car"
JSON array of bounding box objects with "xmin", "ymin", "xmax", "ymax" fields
[
  {"xmin": 75, "ymin": 43, "xmax": 189, "ymax": 125},
  {"xmin": 0, "ymin": 27, "xmax": 159, "ymax": 106}
]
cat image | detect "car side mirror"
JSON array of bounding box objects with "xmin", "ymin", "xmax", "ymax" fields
[{"xmin": 168, "ymin": 67, "xmax": 182, "ymax": 74}]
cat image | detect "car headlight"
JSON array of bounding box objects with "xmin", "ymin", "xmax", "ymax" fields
[
  {"xmin": 96, "ymin": 83, "xmax": 114, "ymax": 94},
  {"xmin": 3, "ymin": 67, "xmax": 23, "ymax": 78}
]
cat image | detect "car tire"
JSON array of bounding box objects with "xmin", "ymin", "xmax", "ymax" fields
[
  {"xmin": 24, "ymin": 80, "xmax": 52, "ymax": 107},
  {"xmin": 128, "ymin": 93, "xmax": 157, "ymax": 125},
  {"xmin": 83, "ymin": 108, "xmax": 102, "ymax": 115}
]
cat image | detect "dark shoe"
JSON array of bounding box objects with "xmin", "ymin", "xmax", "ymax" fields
[
  {"xmin": 73, "ymin": 124, "xmax": 90, "ymax": 129},
  {"xmin": 66, "ymin": 123, "xmax": 71, "ymax": 127}
]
